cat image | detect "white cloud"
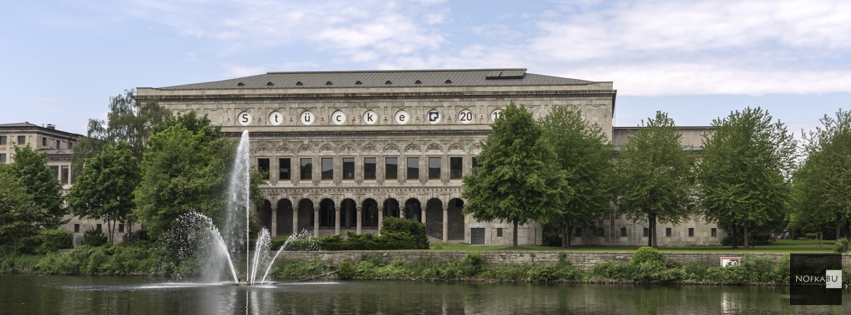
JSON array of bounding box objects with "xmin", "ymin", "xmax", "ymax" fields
[{"xmin": 221, "ymin": 64, "xmax": 265, "ymax": 77}]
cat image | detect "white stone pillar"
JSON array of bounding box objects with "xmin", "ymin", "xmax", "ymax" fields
[
  {"xmin": 421, "ymin": 204, "xmax": 427, "ymax": 227},
  {"xmin": 313, "ymin": 205, "xmax": 320, "ymax": 238},
  {"xmin": 292, "ymin": 204, "xmax": 298, "ymax": 235},
  {"xmin": 377, "ymin": 205, "xmax": 384, "ymax": 236},
  {"xmin": 335, "ymin": 206, "xmax": 341, "ymax": 235},
  {"xmin": 356, "ymin": 205, "xmax": 362, "ymax": 234},
  {"xmin": 443, "ymin": 204, "xmax": 449, "ymax": 242},
  {"xmin": 270, "ymin": 202, "xmax": 278, "ymax": 237}
]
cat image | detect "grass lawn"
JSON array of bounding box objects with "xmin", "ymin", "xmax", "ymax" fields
[{"xmin": 428, "ymin": 240, "xmax": 839, "ymax": 253}]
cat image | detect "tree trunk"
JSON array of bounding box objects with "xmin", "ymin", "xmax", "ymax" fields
[
  {"xmin": 512, "ymin": 219, "xmax": 518, "ymax": 247},
  {"xmin": 837, "ymin": 216, "xmax": 841, "ymax": 241},
  {"xmin": 651, "ymin": 215, "xmax": 658, "ymax": 248},
  {"xmin": 731, "ymin": 225, "xmax": 738, "ymax": 249},
  {"xmin": 648, "ymin": 217, "xmax": 653, "ymax": 248},
  {"xmin": 743, "ymin": 225, "xmax": 749, "ymax": 249}
]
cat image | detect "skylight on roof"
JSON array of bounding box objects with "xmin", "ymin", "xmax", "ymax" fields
[
  {"xmin": 355, "ymin": 81, "xmax": 362, "ymax": 85},
  {"xmin": 296, "ymin": 81, "xmax": 303, "ymax": 86},
  {"xmin": 444, "ymin": 79, "xmax": 452, "ymax": 84},
  {"xmin": 266, "ymin": 82, "xmax": 274, "ymax": 86},
  {"xmin": 237, "ymin": 82, "xmax": 245, "ymax": 86},
  {"xmin": 326, "ymin": 81, "xmax": 333, "ymax": 85},
  {"xmin": 415, "ymin": 80, "xmax": 422, "ymax": 84},
  {"xmin": 385, "ymin": 80, "xmax": 392, "ymax": 84}
]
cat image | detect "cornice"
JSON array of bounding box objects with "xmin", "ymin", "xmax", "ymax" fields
[
  {"xmin": 225, "ymin": 130, "xmax": 492, "ymax": 138},
  {"xmin": 136, "ymin": 89, "xmax": 617, "ymax": 103}
]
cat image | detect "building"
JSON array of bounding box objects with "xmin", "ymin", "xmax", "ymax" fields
[
  {"xmin": 136, "ymin": 68, "xmax": 721, "ymax": 246},
  {"xmin": 0, "ymin": 122, "xmax": 136, "ymax": 244}
]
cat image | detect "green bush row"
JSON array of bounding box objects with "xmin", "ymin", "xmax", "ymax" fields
[
  {"xmin": 271, "ymin": 217, "xmax": 430, "ymax": 251},
  {"xmin": 1, "ymin": 243, "xmax": 158, "ymax": 276}
]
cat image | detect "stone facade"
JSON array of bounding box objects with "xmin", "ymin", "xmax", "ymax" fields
[{"xmin": 137, "ymin": 69, "xmax": 616, "ymax": 246}]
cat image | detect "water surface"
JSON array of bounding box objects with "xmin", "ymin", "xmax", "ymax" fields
[{"xmin": 0, "ymin": 275, "xmax": 847, "ymax": 314}]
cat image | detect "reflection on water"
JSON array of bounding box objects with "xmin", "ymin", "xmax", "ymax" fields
[{"xmin": 0, "ymin": 275, "xmax": 847, "ymax": 314}]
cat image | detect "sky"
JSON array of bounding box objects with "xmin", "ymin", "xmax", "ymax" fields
[{"xmin": 2, "ymin": 0, "xmax": 851, "ymax": 139}]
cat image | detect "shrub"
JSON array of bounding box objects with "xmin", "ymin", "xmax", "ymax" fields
[
  {"xmin": 337, "ymin": 259, "xmax": 355, "ymax": 280},
  {"xmin": 683, "ymin": 260, "xmax": 709, "ymax": 280},
  {"xmin": 459, "ymin": 253, "xmax": 484, "ymax": 277},
  {"xmin": 35, "ymin": 229, "xmax": 72, "ymax": 254},
  {"xmin": 82, "ymin": 227, "xmax": 107, "ymax": 247},
  {"xmin": 805, "ymin": 233, "xmax": 818, "ymax": 240},
  {"xmin": 380, "ymin": 217, "xmax": 429, "ymax": 249},
  {"xmin": 834, "ymin": 238, "xmax": 851, "ymax": 253},
  {"xmin": 632, "ymin": 247, "xmax": 663, "ymax": 264}
]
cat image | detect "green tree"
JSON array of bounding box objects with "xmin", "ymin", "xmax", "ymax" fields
[
  {"xmin": 792, "ymin": 109, "xmax": 851, "ymax": 240},
  {"xmin": 133, "ymin": 111, "xmax": 265, "ymax": 235},
  {"xmin": 699, "ymin": 107, "xmax": 796, "ymax": 248},
  {"xmin": 3, "ymin": 145, "xmax": 68, "ymax": 228},
  {"xmin": 462, "ymin": 102, "xmax": 571, "ymax": 247},
  {"xmin": 614, "ymin": 111, "xmax": 696, "ymax": 248},
  {"xmin": 72, "ymin": 89, "xmax": 170, "ymax": 179},
  {"xmin": 539, "ymin": 105, "xmax": 613, "ymax": 248},
  {"xmin": 67, "ymin": 141, "xmax": 140, "ymax": 244},
  {"xmin": 0, "ymin": 170, "xmax": 43, "ymax": 252}
]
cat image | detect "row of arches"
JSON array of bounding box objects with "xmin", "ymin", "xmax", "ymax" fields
[{"xmin": 256, "ymin": 198, "xmax": 466, "ymax": 242}]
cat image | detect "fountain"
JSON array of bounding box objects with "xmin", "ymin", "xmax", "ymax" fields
[{"xmin": 166, "ymin": 130, "xmax": 318, "ymax": 285}]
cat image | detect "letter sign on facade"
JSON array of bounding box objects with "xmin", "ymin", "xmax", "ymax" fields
[
  {"xmin": 491, "ymin": 109, "xmax": 503, "ymax": 122},
  {"xmin": 300, "ymin": 111, "xmax": 314, "ymax": 125},
  {"xmin": 238, "ymin": 112, "xmax": 252, "ymax": 126},
  {"xmin": 269, "ymin": 111, "xmax": 283, "ymax": 126},
  {"xmin": 331, "ymin": 111, "xmax": 347, "ymax": 125},
  {"xmin": 362, "ymin": 110, "xmax": 378, "ymax": 125},
  {"xmin": 427, "ymin": 110, "xmax": 441, "ymax": 124},
  {"xmin": 395, "ymin": 110, "xmax": 410, "ymax": 124},
  {"xmin": 458, "ymin": 109, "xmax": 473, "ymax": 124}
]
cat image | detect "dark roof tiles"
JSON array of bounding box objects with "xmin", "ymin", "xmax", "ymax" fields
[{"xmin": 156, "ymin": 68, "xmax": 599, "ymax": 90}]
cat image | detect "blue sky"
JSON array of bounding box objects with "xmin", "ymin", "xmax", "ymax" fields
[{"xmin": 2, "ymin": 0, "xmax": 850, "ymax": 138}]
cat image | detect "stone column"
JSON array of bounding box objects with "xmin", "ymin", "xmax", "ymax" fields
[
  {"xmin": 292, "ymin": 204, "xmax": 298, "ymax": 236},
  {"xmin": 335, "ymin": 206, "xmax": 341, "ymax": 235},
  {"xmin": 270, "ymin": 202, "xmax": 278, "ymax": 237},
  {"xmin": 421, "ymin": 204, "xmax": 426, "ymax": 228},
  {"xmin": 313, "ymin": 205, "xmax": 320, "ymax": 238},
  {"xmin": 356, "ymin": 205, "xmax": 362, "ymax": 234},
  {"xmin": 443, "ymin": 204, "xmax": 449, "ymax": 242},
  {"xmin": 377, "ymin": 205, "xmax": 384, "ymax": 236}
]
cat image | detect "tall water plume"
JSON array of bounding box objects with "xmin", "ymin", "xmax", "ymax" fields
[{"xmin": 223, "ymin": 130, "xmax": 251, "ymax": 279}]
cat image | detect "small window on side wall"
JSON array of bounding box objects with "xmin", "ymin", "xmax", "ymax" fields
[
  {"xmin": 688, "ymin": 228, "xmax": 694, "ymax": 237},
  {"xmin": 575, "ymin": 228, "xmax": 582, "ymax": 237},
  {"xmin": 711, "ymin": 228, "xmax": 717, "ymax": 237},
  {"xmin": 620, "ymin": 227, "xmax": 627, "ymax": 237},
  {"xmin": 497, "ymin": 228, "xmax": 503, "ymax": 237},
  {"xmin": 666, "ymin": 228, "xmax": 672, "ymax": 237}
]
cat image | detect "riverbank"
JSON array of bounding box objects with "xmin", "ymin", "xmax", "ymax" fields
[{"xmin": 3, "ymin": 246, "xmax": 851, "ymax": 287}]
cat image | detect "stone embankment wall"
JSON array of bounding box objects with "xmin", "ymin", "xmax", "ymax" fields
[{"xmin": 279, "ymin": 251, "xmax": 851, "ymax": 270}]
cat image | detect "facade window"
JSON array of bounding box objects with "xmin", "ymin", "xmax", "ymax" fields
[
  {"xmin": 17, "ymin": 136, "xmax": 25, "ymax": 145},
  {"xmin": 56, "ymin": 140, "xmax": 61, "ymax": 149},
  {"xmin": 385, "ymin": 157, "xmax": 398, "ymax": 180},
  {"xmin": 0, "ymin": 136, "xmax": 6, "ymax": 145},
  {"xmin": 74, "ymin": 224, "xmax": 80, "ymax": 233},
  {"xmin": 96, "ymin": 224, "xmax": 102, "ymax": 230},
  {"xmin": 407, "ymin": 157, "xmax": 419, "ymax": 179},
  {"xmin": 279, "ymin": 158, "xmax": 291, "ymax": 180},
  {"xmin": 688, "ymin": 228, "xmax": 694, "ymax": 237},
  {"xmin": 450, "ymin": 157, "xmax": 462, "ymax": 179},
  {"xmin": 68, "ymin": 142, "xmax": 73, "ymax": 149},
  {"xmin": 321, "ymin": 158, "xmax": 334, "ymax": 180},
  {"xmin": 364, "ymin": 158, "xmax": 376, "ymax": 180},
  {"xmin": 343, "ymin": 158, "xmax": 355, "ymax": 179},
  {"xmin": 119, "ymin": 224, "xmax": 125, "ymax": 233},
  {"xmin": 258, "ymin": 158, "xmax": 270, "ymax": 180},
  {"xmin": 0, "ymin": 154, "xmax": 5, "ymax": 163},
  {"xmin": 42, "ymin": 137, "xmax": 47, "ymax": 146},
  {"xmin": 428, "ymin": 157, "xmax": 440, "ymax": 179},
  {"xmin": 666, "ymin": 228, "xmax": 672, "ymax": 237},
  {"xmin": 711, "ymin": 228, "xmax": 717, "ymax": 237},
  {"xmin": 472, "ymin": 157, "xmax": 479, "ymax": 175},
  {"xmin": 621, "ymin": 227, "xmax": 627, "ymax": 237},
  {"xmin": 61, "ymin": 166, "xmax": 69, "ymax": 185},
  {"xmin": 643, "ymin": 228, "xmax": 649, "ymax": 237},
  {"xmin": 50, "ymin": 166, "xmax": 59, "ymax": 181},
  {"xmin": 575, "ymin": 227, "xmax": 582, "ymax": 237},
  {"xmin": 497, "ymin": 228, "xmax": 503, "ymax": 237},
  {"xmin": 300, "ymin": 158, "xmax": 312, "ymax": 180},
  {"xmin": 598, "ymin": 227, "xmax": 605, "ymax": 237}
]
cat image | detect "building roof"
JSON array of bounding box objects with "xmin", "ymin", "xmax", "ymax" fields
[
  {"xmin": 152, "ymin": 68, "xmax": 601, "ymax": 90},
  {"xmin": 0, "ymin": 122, "xmax": 84, "ymax": 139}
]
